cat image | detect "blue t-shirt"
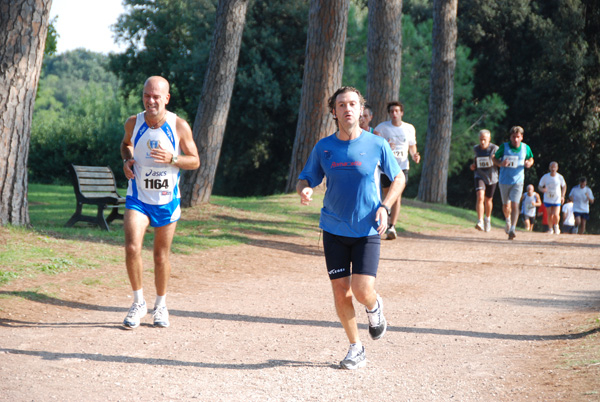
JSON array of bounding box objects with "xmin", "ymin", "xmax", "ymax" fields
[{"xmin": 299, "ymin": 131, "xmax": 401, "ymax": 237}]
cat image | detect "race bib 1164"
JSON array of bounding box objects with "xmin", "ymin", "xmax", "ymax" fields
[{"xmin": 140, "ymin": 166, "xmax": 170, "ymax": 192}]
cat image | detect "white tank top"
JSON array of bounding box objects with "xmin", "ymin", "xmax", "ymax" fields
[
  {"xmin": 127, "ymin": 111, "xmax": 181, "ymax": 205},
  {"xmin": 522, "ymin": 193, "xmax": 537, "ymax": 217}
]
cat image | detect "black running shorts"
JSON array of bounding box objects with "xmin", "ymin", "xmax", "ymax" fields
[{"xmin": 322, "ymin": 231, "xmax": 381, "ymax": 280}]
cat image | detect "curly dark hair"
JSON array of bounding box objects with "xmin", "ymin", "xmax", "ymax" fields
[
  {"xmin": 386, "ymin": 101, "xmax": 404, "ymax": 113},
  {"xmin": 327, "ymin": 86, "xmax": 366, "ymax": 122}
]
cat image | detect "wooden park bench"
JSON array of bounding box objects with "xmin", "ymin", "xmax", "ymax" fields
[{"xmin": 65, "ymin": 164, "xmax": 126, "ymax": 231}]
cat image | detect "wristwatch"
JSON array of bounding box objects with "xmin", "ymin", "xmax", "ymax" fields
[
  {"xmin": 381, "ymin": 204, "xmax": 391, "ymax": 216},
  {"xmin": 170, "ymin": 154, "xmax": 178, "ymax": 165}
]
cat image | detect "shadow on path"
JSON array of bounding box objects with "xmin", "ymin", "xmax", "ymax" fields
[
  {"xmin": 2, "ymin": 308, "xmax": 599, "ymax": 342},
  {"xmin": 0, "ymin": 348, "xmax": 330, "ymax": 370}
]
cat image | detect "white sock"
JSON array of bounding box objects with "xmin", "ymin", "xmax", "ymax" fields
[
  {"xmin": 478, "ymin": 219, "xmax": 483, "ymax": 225},
  {"xmin": 133, "ymin": 289, "xmax": 144, "ymax": 304},
  {"xmin": 367, "ymin": 299, "xmax": 380, "ymax": 313},
  {"xmin": 350, "ymin": 341, "xmax": 362, "ymax": 350},
  {"xmin": 155, "ymin": 294, "xmax": 166, "ymax": 308},
  {"xmin": 484, "ymin": 216, "xmax": 490, "ymax": 223},
  {"xmin": 510, "ymin": 225, "xmax": 516, "ymax": 232}
]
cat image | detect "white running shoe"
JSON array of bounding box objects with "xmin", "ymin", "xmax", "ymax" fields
[
  {"xmin": 123, "ymin": 301, "xmax": 147, "ymax": 329},
  {"xmin": 547, "ymin": 228, "xmax": 554, "ymax": 234},
  {"xmin": 340, "ymin": 344, "xmax": 366, "ymax": 370},
  {"xmin": 553, "ymin": 225, "xmax": 560, "ymax": 235},
  {"xmin": 152, "ymin": 305, "xmax": 170, "ymax": 328},
  {"xmin": 386, "ymin": 226, "xmax": 397, "ymax": 240},
  {"xmin": 366, "ymin": 295, "xmax": 387, "ymax": 340},
  {"xmin": 475, "ymin": 221, "xmax": 484, "ymax": 231},
  {"xmin": 505, "ymin": 220, "xmax": 511, "ymax": 234},
  {"xmin": 484, "ymin": 219, "xmax": 491, "ymax": 232}
]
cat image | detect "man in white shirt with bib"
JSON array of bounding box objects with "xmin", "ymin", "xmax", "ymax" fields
[
  {"xmin": 374, "ymin": 101, "xmax": 420, "ymax": 240},
  {"xmin": 120, "ymin": 76, "xmax": 200, "ymax": 329},
  {"xmin": 569, "ymin": 177, "xmax": 595, "ymax": 234},
  {"xmin": 538, "ymin": 161, "xmax": 567, "ymax": 235}
]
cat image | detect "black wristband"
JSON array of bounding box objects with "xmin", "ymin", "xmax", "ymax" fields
[{"xmin": 381, "ymin": 204, "xmax": 391, "ymax": 216}]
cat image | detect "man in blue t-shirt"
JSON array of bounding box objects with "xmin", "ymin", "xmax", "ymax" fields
[
  {"xmin": 492, "ymin": 125, "xmax": 534, "ymax": 240},
  {"xmin": 296, "ymin": 86, "xmax": 404, "ymax": 370}
]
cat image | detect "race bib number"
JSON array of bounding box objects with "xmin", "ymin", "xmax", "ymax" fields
[
  {"xmin": 547, "ymin": 192, "xmax": 556, "ymax": 199},
  {"xmin": 140, "ymin": 166, "xmax": 170, "ymax": 192},
  {"xmin": 393, "ymin": 149, "xmax": 406, "ymax": 160},
  {"xmin": 476, "ymin": 156, "xmax": 492, "ymax": 168},
  {"xmin": 504, "ymin": 155, "xmax": 519, "ymax": 168}
]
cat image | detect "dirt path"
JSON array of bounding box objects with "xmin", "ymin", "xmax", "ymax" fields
[{"xmin": 1, "ymin": 227, "xmax": 599, "ymax": 401}]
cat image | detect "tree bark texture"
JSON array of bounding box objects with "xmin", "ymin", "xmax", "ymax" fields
[
  {"xmin": 285, "ymin": 0, "xmax": 350, "ymax": 192},
  {"xmin": 0, "ymin": 0, "xmax": 52, "ymax": 226},
  {"xmin": 366, "ymin": 0, "xmax": 402, "ymax": 126},
  {"xmin": 181, "ymin": 0, "xmax": 249, "ymax": 206},
  {"xmin": 417, "ymin": 0, "xmax": 457, "ymax": 204}
]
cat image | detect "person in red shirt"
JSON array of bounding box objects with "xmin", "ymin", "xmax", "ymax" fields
[{"xmin": 537, "ymin": 203, "xmax": 549, "ymax": 232}]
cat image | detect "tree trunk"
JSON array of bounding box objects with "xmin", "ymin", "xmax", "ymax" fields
[
  {"xmin": 285, "ymin": 0, "xmax": 350, "ymax": 192},
  {"xmin": 0, "ymin": 0, "xmax": 52, "ymax": 226},
  {"xmin": 366, "ymin": 0, "xmax": 403, "ymax": 126},
  {"xmin": 181, "ymin": 0, "xmax": 249, "ymax": 206},
  {"xmin": 417, "ymin": 0, "xmax": 457, "ymax": 204}
]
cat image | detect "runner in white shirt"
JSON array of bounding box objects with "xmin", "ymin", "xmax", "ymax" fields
[
  {"xmin": 520, "ymin": 184, "xmax": 541, "ymax": 231},
  {"xmin": 561, "ymin": 199, "xmax": 576, "ymax": 234},
  {"xmin": 569, "ymin": 177, "xmax": 595, "ymax": 234},
  {"xmin": 120, "ymin": 76, "xmax": 200, "ymax": 329},
  {"xmin": 538, "ymin": 161, "xmax": 567, "ymax": 234},
  {"xmin": 374, "ymin": 101, "xmax": 420, "ymax": 240}
]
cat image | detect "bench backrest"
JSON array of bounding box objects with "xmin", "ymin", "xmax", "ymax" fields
[{"xmin": 69, "ymin": 165, "xmax": 122, "ymax": 200}]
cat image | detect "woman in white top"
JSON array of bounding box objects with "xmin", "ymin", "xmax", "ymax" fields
[
  {"xmin": 538, "ymin": 161, "xmax": 566, "ymax": 234},
  {"xmin": 569, "ymin": 177, "xmax": 595, "ymax": 234}
]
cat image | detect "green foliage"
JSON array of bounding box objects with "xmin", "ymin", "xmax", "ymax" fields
[
  {"xmin": 342, "ymin": 1, "xmax": 369, "ymax": 94},
  {"xmin": 110, "ymin": 0, "xmax": 309, "ymax": 196},
  {"xmin": 458, "ymin": 0, "xmax": 600, "ymax": 229},
  {"xmin": 214, "ymin": 0, "xmax": 309, "ymax": 196},
  {"xmin": 44, "ymin": 16, "xmax": 58, "ymax": 57},
  {"xmin": 110, "ymin": 0, "xmax": 218, "ymax": 120},
  {"xmin": 343, "ymin": 12, "xmax": 508, "ymax": 198},
  {"xmin": 30, "ymin": 50, "xmax": 138, "ymax": 186}
]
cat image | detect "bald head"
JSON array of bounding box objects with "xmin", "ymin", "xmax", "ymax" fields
[
  {"xmin": 143, "ymin": 76, "xmax": 170, "ymax": 118},
  {"xmin": 144, "ymin": 76, "xmax": 170, "ymax": 93}
]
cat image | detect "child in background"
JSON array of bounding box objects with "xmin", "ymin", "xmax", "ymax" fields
[
  {"xmin": 562, "ymin": 198, "xmax": 576, "ymax": 234},
  {"xmin": 520, "ymin": 184, "xmax": 542, "ymax": 231}
]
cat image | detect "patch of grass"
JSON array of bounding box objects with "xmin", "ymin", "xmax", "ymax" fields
[
  {"xmin": 0, "ymin": 270, "xmax": 20, "ymax": 286},
  {"xmin": 32, "ymin": 257, "xmax": 74, "ymax": 274},
  {"xmin": 559, "ymin": 318, "xmax": 600, "ymax": 369},
  {"xmin": 1, "ymin": 183, "xmax": 486, "ymax": 286},
  {"xmin": 82, "ymin": 277, "xmax": 102, "ymax": 286}
]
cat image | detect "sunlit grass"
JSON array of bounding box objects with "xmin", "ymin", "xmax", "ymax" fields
[{"xmin": 0, "ymin": 183, "xmax": 486, "ymax": 286}]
